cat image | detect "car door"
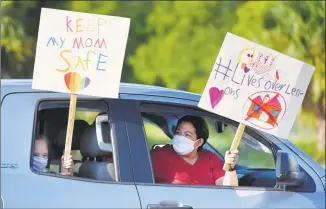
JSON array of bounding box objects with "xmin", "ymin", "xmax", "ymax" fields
[
  {"xmin": 121, "ymin": 98, "xmax": 324, "ymax": 209},
  {"xmin": 1, "ymin": 92, "xmax": 140, "ymax": 208}
]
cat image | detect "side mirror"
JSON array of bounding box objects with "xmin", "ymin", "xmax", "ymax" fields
[{"xmin": 275, "ymin": 150, "xmax": 306, "ymax": 189}]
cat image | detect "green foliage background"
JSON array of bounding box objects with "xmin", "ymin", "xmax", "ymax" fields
[{"xmin": 1, "ymin": 1, "xmax": 325, "ymax": 166}]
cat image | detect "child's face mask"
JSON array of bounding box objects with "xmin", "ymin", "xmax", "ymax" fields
[{"xmin": 33, "ymin": 156, "xmax": 48, "ymax": 172}]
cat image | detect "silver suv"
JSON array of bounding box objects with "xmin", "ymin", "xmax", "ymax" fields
[{"xmin": 1, "ymin": 79, "xmax": 325, "ymax": 208}]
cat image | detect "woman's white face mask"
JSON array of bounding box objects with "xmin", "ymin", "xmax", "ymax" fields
[{"xmin": 172, "ymin": 135, "xmax": 200, "ymax": 156}]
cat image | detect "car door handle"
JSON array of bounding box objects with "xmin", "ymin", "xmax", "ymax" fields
[
  {"xmin": 147, "ymin": 200, "xmax": 193, "ymax": 209},
  {"xmin": 147, "ymin": 205, "xmax": 193, "ymax": 209}
]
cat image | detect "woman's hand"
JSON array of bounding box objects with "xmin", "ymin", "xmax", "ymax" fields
[
  {"xmin": 60, "ymin": 155, "xmax": 74, "ymax": 176},
  {"xmin": 224, "ymin": 150, "xmax": 239, "ymax": 169}
]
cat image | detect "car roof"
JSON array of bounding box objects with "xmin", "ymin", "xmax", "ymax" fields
[{"xmin": 1, "ymin": 79, "xmax": 200, "ymax": 102}]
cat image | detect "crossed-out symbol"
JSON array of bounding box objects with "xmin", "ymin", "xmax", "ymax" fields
[{"xmin": 245, "ymin": 97, "xmax": 279, "ymax": 127}]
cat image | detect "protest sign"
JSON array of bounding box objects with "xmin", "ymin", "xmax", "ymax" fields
[
  {"xmin": 32, "ymin": 8, "xmax": 130, "ymax": 169},
  {"xmin": 198, "ymin": 32, "xmax": 314, "ymax": 170},
  {"xmin": 32, "ymin": 8, "xmax": 130, "ymax": 98}
]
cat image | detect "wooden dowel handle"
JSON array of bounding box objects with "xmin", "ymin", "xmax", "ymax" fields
[
  {"xmin": 62, "ymin": 94, "xmax": 77, "ymax": 173},
  {"xmin": 223, "ymin": 123, "xmax": 246, "ymax": 171}
]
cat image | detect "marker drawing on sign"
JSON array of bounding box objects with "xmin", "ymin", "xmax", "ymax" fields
[
  {"xmin": 198, "ymin": 32, "xmax": 314, "ymax": 160},
  {"xmin": 209, "ymin": 87, "xmax": 224, "ymax": 109},
  {"xmin": 275, "ymin": 70, "xmax": 280, "ymax": 80},
  {"xmin": 32, "ymin": 8, "xmax": 130, "ymax": 174},
  {"xmin": 251, "ymin": 52, "xmax": 277, "ymax": 79},
  {"xmin": 243, "ymin": 91, "xmax": 286, "ymax": 130},
  {"xmin": 238, "ymin": 48, "xmax": 255, "ymax": 73},
  {"xmin": 64, "ymin": 72, "xmax": 91, "ymax": 93},
  {"xmin": 32, "ymin": 8, "xmax": 130, "ymax": 98}
]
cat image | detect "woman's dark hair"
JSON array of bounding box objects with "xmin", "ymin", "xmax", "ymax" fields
[{"xmin": 176, "ymin": 115, "xmax": 209, "ymax": 151}]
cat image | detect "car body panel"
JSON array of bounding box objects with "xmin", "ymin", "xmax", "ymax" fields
[
  {"xmin": 136, "ymin": 184, "xmax": 320, "ymax": 209},
  {"xmin": 120, "ymin": 99, "xmax": 325, "ymax": 209},
  {"xmin": 1, "ymin": 91, "xmax": 140, "ymax": 208}
]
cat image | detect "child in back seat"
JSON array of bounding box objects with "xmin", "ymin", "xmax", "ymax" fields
[{"xmin": 33, "ymin": 135, "xmax": 74, "ymax": 176}]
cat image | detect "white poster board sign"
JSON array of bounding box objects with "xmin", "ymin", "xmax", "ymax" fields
[
  {"xmin": 32, "ymin": 8, "xmax": 130, "ymax": 98},
  {"xmin": 198, "ymin": 32, "xmax": 314, "ymax": 138}
]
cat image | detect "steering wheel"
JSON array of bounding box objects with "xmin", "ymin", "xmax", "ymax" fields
[
  {"xmin": 238, "ymin": 169, "xmax": 276, "ymax": 187},
  {"xmin": 239, "ymin": 171, "xmax": 258, "ymax": 186}
]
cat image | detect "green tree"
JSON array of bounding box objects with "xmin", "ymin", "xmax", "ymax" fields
[
  {"xmin": 130, "ymin": 1, "xmax": 325, "ymax": 163},
  {"xmin": 1, "ymin": 1, "xmax": 37, "ymax": 78},
  {"xmin": 109, "ymin": 1, "xmax": 154, "ymax": 83},
  {"xmin": 232, "ymin": 1, "xmax": 325, "ymax": 150},
  {"xmin": 1, "ymin": 1, "xmax": 66, "ymax": 78},
  {"xmin": 1, "ymin": 0, "xmax": 153, "ymax": 83},
  {"xmin": 129, "ymin": 1, "xmax": 244, "ymax": 92}
]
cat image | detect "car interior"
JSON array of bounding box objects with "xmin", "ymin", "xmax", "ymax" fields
[
  {"xmin": 34, "ymin": 107, "xmax": 116, "ymax": 182},
  {"xmin": 141, "ymin": 111, "xmax": 278, "ymax": 188},
  {"xmin": 33, "ymin": 105, "xmax": 311, "ymax": 189}
]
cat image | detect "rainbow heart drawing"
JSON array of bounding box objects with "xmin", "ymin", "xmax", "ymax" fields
[
  {"xmin": 209, "ymin": 87, "xmax": 224, "ymax": 109},
  {"xmin": 64, "ymin": 72, "xmax": 91, "ymax": 93}
]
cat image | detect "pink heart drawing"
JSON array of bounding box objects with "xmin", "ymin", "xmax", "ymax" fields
[{"xmin": 209, "ymin": 87, "xmax": 224, "ymax": 109}]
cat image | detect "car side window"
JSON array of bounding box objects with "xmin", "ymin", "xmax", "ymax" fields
[
  {"xmin": 143, "ymin": 113, "xmax": 274, "ymax": 169},
  {"xmin": 31, "ymin": 100, "xmax": 119, "ymax": 182},
  {"xmin": 206, "ymin": 118, "xmax": 275, "ymax": 169},
  {"xmin": 143, "ymin": 119, "xmax": 171, "ymax": 150},
  {"xmin": 140, "ymin": 103, "xmax": 276, "ymax": 188}
]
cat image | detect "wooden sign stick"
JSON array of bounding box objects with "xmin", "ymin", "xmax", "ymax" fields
[
  {"xmin": 62, "ymin": 93, "xmax": 77, "ymax": 173},
  {"xmin": 222, "ymin": 123, "xmax": 246, "ymax": 171}
]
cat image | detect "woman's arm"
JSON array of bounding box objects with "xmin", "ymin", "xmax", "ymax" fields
[
  {"xmin": 215, "ymin": 171, "xmax": 238, "ymax": 186},
  {"xmin": 215, "ymin": 150, "xmax": 239, "ymax": 186}
]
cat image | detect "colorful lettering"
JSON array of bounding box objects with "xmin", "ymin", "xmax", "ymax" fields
[
  {"xmin": 97, "ymin": 18, "xmax": 107, "ymax": 34},
  {"xmin": 59, "ymin": 37, "xmax": 66, "ymax": 48},
  {"xmin": 96, "ymin": 53, "xmax": 108, "ymax": 71},
  {"xmin": 73, "ymin": 37, "xmax": 85, "ymax": 49},
  {"xmin": 57, "ymin": 50, "xmax": 72, "ymax": 72},
  {"xmin": 72, "ymin": 56, "xmax": 86, "ymax": 70},
  {"xmin": 66, "ymin": 16, "xmax": 73, "ymax": 32},
  {"xmin": 94, "ymin": 39, "xmax": 107, "ymax": 49},
  {"xmin": 85, "ymin": 38, "xmax": 93, "ymax": 47},
  {"xmin": 84, "ymin": 51, "xmax": 96, "ymax": 70},
  {"xmin": 76, "ymin": 19, "xmax": 83, "ymax": 32},
  {"xmin": 46, "ymin": 37, "xmax": 59, "ymax": 47},
  {"xmin": 87, "ymin": 19, "xmax": 95, "ymax": 32}
]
